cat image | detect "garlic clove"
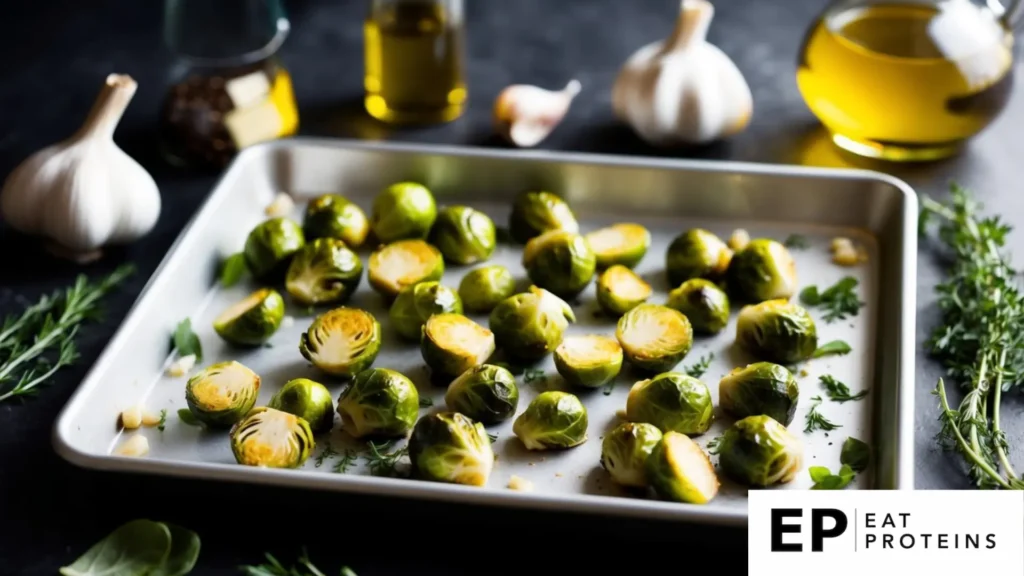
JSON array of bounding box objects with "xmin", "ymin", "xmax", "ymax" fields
[{"xmin": 493, "ymin": 79, "xmax": 581, "ymax": 147}]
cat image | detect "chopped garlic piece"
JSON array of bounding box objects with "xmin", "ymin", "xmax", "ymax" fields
[
  {"xmin": 114, "ymin": 434, "xmax": 149, "ymax": 457},
  {"xmin": 728, "ymin": 229, "xmax": 750, "ymax": 251},
  {"xmin": 141, "ymin": 410, "xmax": 162, "ymax": 427},
  {"xmin": 282, "ymin": 315, "xmax": 295, "ymax": 328},
  {"xmin": 265, "ymin": 192, "xmax": 295, "ymax": 217},
  {"xmin": 830, "ymin": 236, "xmax": 867, "ymax": 267},
  {"xmin": 120, "ymin": 405, "xmax": 142, "ymax": 429},
  {"xmin": 508, "ymin": 475, "xmax": 534, "ymax": 491},
  {"xmin": 166, "ymin": 354, "xmax": 196, "ymax": 377},
  {"xmin": 799, "ymin": 368, "xmax": 809, "ymax": 377},
  {"xmin": 831, "ymin": 237, "xmax": 853, "ymax": 252}
]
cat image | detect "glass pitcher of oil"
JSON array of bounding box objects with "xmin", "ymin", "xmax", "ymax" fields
[
  {"xmin": 364, "ymin": 0, "xmax": 467, "ymax": 124},
  {"xmin": 797, "ymin": 0, "xmax": 1022, "ymax": 161}
]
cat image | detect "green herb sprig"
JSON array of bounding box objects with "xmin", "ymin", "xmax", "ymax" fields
[
  {"xmin": 804, "ymin": 395, "xmax": 840, "ymax": 433},
  {"xmin": 799, "ymin": 276, "xmax": 864, "ymax": 323},
  {"xmin": 172, "ymin": 318, "xmax": 203, "ymax": 362},
  {"xmin": 240, "ymin": 549, "xmax": 356, "ymax": 576},
  {"xmin": 812, "ymin": 340, "xmax": 851, "ymax": 359},
  {"xmin": 684, "ymin": 353, "xmax": 714, "ymax": 378},
  {"xmin": 809, "ymin": 464, "xmax": 855, "ymax": 490},
  {"xmin": 220, "ymin": 252, "xmax": 248, "ymax": 287},
  {"xmin": 819, "ymin": 375, "xmax": 868, "ymax": 402},
  {"xmin": 363, "ymin": 440, "xmax": 408, "ymax": 476},
  {"xmin": 784, "ymin": 234, "xmax": 810, "ymax": 249}
]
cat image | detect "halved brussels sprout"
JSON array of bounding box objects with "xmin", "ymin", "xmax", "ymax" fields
[
  {"xmin": 719, "ymin": 362, "xmax": 799, "ymax": 425},
  {"xmin": 421, "ymin": 313, "xmax": 496, "ymax": 378},
  {"xmin": 389, "ymin": 281, "xmax": 462, "ymax": 341},
  {"xmin": 367, "ymin": 239, "xmax": 445, "ymax": 300},
  {"xmin": 185, "ymin": 360, "xmax": 261, "ymax": 428},
  {"xmin": 666, "ymin": 278, "xmax": 730, "ymax": 334},
  {"xmin": 585, "ymin": 223, "xmax": 651, "ymax": 269},
  {"xmin": 268, "ymin": 378, "xmax": 335, "ymax": 433},
  {"xmin": 336, "ymin": 367, "xmax": 419, "ymax": 438},
  {"xmin": 489, "ymin": 286, "xmax": 576, "ymax": 362},
  {"xmin": 735, "ymin": 299, "xmax": 818, "ymax": 364},
  {"xmin": 244, "ymin": 217, "xmax": 306, "ymax": 281},
  {"xmin": 665, "ymin": 228, "xmax": 732, "ymax": 287},
  {"xmin": 409, "ymin": 411, "xmax": 494, "ymax": 486},
  {"xmin": 596, "ymin": 264, "xmax": 652, "ymax": 316},
  {"xmin": 370, "ymin": 182, "xmax": 438, "ymax": 243},
  {"xmin": 458, "ymin": 265, "xmax": 516, "ymax": 313},
  {"xmin": 626, "ymin": 372, "xmax": 714, "ymax": 435},
  {"xmin": 302, "ymin": 194, "xmax": 370, "ymax": 248},
  {"xmin": 230, "ymin": 406, "xmax": 315, "ymax": 468},
  {"xmin": 213, "ymin": 288, "xmax": 285, "ymax": 346},
  {"xmin": 600, "ymin": 422, "xmax": 662, "ymax": 488},
  {"xmin": 513, "ymin": 390, "xmax": 588, "ymax": 450},
  {"xmin": 509, "ymin": 190, "xmax": 579, "ymax": 243},
  {"xmin": 717, "ymin": 414, "xmax": 804, "ymax": 487},
  {"xmin": 299, "ymin": 308, "xmax": 382, "ymax": 378},
  {"xmin": 429, "ymin": 206, "xmax": 497, "ymax": 265},
  {"xmin": 285, "ymin": 238, "xmax": 363, "ymax": 306},
  {"xmin": 616, "ymin": 304, "xmax": 693, "ymax": 372},
  {"xmin": 444, "ymin": 364, "xmax": 519, "ymax": 424},
  {"xmin": 646, "ymin": 431, "xmax": 719, "ymax": 504},
  {"xmin": 725, "ymin": 238, "xmax": 798, "ymax": 303},
  {"xmin": 554, "ymin": 334, "xmax": 623, "ymax": 388},
  {"xmin": 522, "ymin": 230, "xmax": 597, "ymax": 299}
]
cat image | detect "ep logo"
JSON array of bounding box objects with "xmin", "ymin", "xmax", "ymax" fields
[{"xmin": 771, "ymin": 508, "xmax": 848, "ymax": 552}]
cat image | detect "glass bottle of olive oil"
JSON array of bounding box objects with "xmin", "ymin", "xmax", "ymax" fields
[
  {"xmin": 796, "ymin": 0, "xmax": 1016, "ymax": 161},
  {"xmin": 364, "ymin": 0, "xmax": 467, "ymax": 124}
]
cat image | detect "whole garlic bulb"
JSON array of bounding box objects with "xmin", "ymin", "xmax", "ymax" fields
[
  {"xmin": 612, "ymin": 0, "xmax": 752, "ymax": 145},
  {"xmin": 0, "ymin": 74, "xmax": 160, "ymax": 262}
]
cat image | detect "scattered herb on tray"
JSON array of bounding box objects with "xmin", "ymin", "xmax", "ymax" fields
[
  {"xmin": 488, "ymin": 433, "xmax": 498, "ymax": 442},
  {"xmin": 784, "ymin": 234, "xmax": 810, "ymax": 249},
  {"xmin": 220, "ymin": 252, "xmax": 248, "ymax": 287},
  {"xmin": 172, "ymin": 318, "xmax": 203, "ymax": 363},
  {"xmin": 804, "ymin": 395, "xmax": 841, "ymax": 433},
  {"xmin": 684, "ymin": 352, "xmax": 714, "ymax": 378},
  {"xmin": 706, "ymin": 434, "xmax": 723, "ymax": 454},
  {"xmin": 812, "ymin": 340, "xmax": 851, "ymax": 359},
  {"xmin": 59, "ymin": 519, "xmax": 200, "ymax": 576},
  {"xmin": 419, "ymin": 397, "xmax": 433, "ymax": 407},
  {"xmin": 809, "ymin": 464, "xmax": 855, "ymax": 490},
  {"xmin": 333, "ymin": 450, "xmax": 358, "ymax": 474},
  {"xmin": 523, "ymin": 368, "xmax": 546, "ymax": 384},
  {"xmin": 157, "ymin": 409, "xmax": 168, "ymax": 432},
  {"xmin": 841, "ymin": 437, "xmax": 871, "ymax": 472},
  {"xmin": 820, "ymin": 375, "xmax": 868, "ymax": 402},
  {"xmin": 314, "ymin": 446, "xmax": 338, "ymax": 468},
  {"xmin": 364, "ymin": 440, "xmax": 408, "ymax": 476},
  {"xmin": 240, "ymin": 549, "xmax": 356, "ymax": 576},
  {"xmin": 799, "ymin": 276, "xmax": 864, "ymax": 322},
  {"xmin": 0, "ymin": 265, "xmax": 133, "ymax": 403}
]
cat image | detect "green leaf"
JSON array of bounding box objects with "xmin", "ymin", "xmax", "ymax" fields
[
  {"xmin": 172, "ymin": 319, "xmax": 202, "ymax": 363},
  {"xmin": 812, "ymin": 340, "xmax": 851, "ymax": 358},
  {"xmin": 177, "ymin": 409, "xmax": 202, "ymax": 427},
  {"xmin": 151, "ymin": 523, "xmax": 201, "ymax": 576},
  {"xmin": 59, "ymin": 519, "xmax": 171, "ymax": 576},
  {"xmin": 799, "ymin": 286, "xmax": 821, "ymax": 305},
  {"xmin": 808, "ymin": 466, "xmax": 831, "ymax": 483},
  {"xmin": 810, "ymin": 464, "xmax": 856, "ymax": 490},
  {"xmin": 220, "ymin": 253, "xmax": 248, "ymax": 287},
  {"xmin": 841, "ymin": 437, "xmax": 871, "ymax": 472}
]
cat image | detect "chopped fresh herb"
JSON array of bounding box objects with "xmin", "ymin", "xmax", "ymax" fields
[
  {"xmin": 172, "ymin": 318, "xmax": 203, "ymax": 363},
  {"xmin": 419, "ymin": 397, "xmax": 433, "ymax": 407},
  {"xmin": 239, "ymin": 549, "xmax": 353, "ymax": 576},
  {"xmin": 523, "ymin": 368, "xmax": 546, "ymax": 383},
  {"xmin": 363, "ymin": 440, "xmax": 408, "ymax": 476},
  {"xmin": 809, "ymin": 464, "xmax": 855, "ymax": 489},
  {"xmin": 799, "ymin": 276, "xmax": 864, "ymax": 323},
  {"xmin": 219, "ymin": 252, "xmax": 248, "ymax": 287},
  {"xmin": 333, "ymin": 450, "xmax": 357, "ymax": 473},
  {"xmin": 157, "ymin": 409, "xmax": 168, "ymax": 432},
  {"xmin": 684, "ymin": 353, "xmax": 714, "ymax": 378},
  {"xmin": 488, "ymin": 433, "xmax": 498, "ymax": 442},
  {"xmin": 819, "ymin": 375, "xmax": 868, "ymax": 402},
  {"xmin": 706, "ymin": 434, "xmax": 723, "ymax": 455},
  {"xmin": 840, "ymin": 437, "xmax": 871, "ymax": 472},
  {"xmin": 784, "ymin": 234, "xmax": 810, "ymax": 249},
  {"xmin": 177, "ymin": 408, "xmax": 202, "ymax": 427},
  {"xmin": 804, "ymin": 395, "xmax": 841, "ymax": 433},
  {"xmin": 812, "ymin": 340, "xmax": 852, "ymax": 358},
  {"xmin": 314, "ymin": 446, "xmax": 338, "ymax": 468}
]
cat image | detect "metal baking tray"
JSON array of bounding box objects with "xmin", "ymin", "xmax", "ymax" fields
[{"xmin": 53, "ymin": 138, "xmax": 916, "ymax": 526}]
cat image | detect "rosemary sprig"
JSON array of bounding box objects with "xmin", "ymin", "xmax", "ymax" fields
[
  {"xmin": 314, "ymin": 446, "xmax": 339, "ymax": 468},
  {"xmin": 0, "ymin": 265, "xmax": 133, "ymax": 403},
  {"xmin": 363, "ymin": 440, "xmax": 408, "ymax": 476},
  {"xmin": 819, "ymin": 375, "xmax": 868, "ymax": 402},
  {"xmin": 333, "ymin": 450, "xmax": 357, "ymax": 473},
  {"xmin": 804, "ymin": 395, "xmax": 841, "ymax": 433},
  {"xmin": 684, "ymin": 353, "xmax": 714, "ymax": 378},
  {"xmin": 239, "ymin": 549, "xmax": 356, "ymax": 576}
]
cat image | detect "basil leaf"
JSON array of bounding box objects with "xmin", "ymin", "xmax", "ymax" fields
[
  {"xmin": 808, "ymin": 466, "xmax": 831, "ymax": 483},
  {"xmin": 172, "ymin": 319, "xmax": 202, "ymax": 363},
  {"xmin": 59, "ymin": 519, "xmax": 171, "ymax": 576},
  {"xmin": 220, "ymin": 253, "xmax": 248, "ymax": 288},
  {"xmin": 177, "ymin": 409, "xmax": 203, "ymax": 427},
  {"xmin": 841, "ymin": 437, "xmax": 871, "ymax": 472},
  {"xmin": 151, "ymin": 523, "xmax": 201, "ymax": 576},
  {"xmin": 812, "ymin": 340, "xmax": 852, "ymax": 358}
]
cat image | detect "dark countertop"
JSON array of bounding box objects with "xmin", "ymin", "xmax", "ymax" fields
[{"xmin": 3, "ymin": 0, "xmax": 1023, "ymax": 573}]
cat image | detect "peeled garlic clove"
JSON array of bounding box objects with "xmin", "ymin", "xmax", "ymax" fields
[{"xmin": 493, "ymin": 79, "xmax": 581, "ymax": 147}]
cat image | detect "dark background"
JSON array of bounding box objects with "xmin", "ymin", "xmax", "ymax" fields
[{"xmin": 3, "ymin": 0, "xmax": 1023, "ymax": 573}]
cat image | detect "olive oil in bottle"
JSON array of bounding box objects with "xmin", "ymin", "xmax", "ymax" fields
[
  {"xmin": 364, "ymin": 0, "xmax": 467, "ymax": 124},
  {"xmin": 796, "ymin": 1, "xmax": 1014, "ymax": 161}
]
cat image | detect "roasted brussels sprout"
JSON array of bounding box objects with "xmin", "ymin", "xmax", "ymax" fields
[
  {"xmin": 626, "ymin": 372, "xmax": 714, "ymax": 435},
  {"xmin": 458, "ymin": 265, "xmax": 516, "ymax": 313},
  {"xmin": 302, "ymin": 194, "xmax": 370, "ymax": 248},
  {"xmin": 616, "ymin": 304, "xmax": 693, "ymax": 372},
  {"xmin": 336, "ymin": 368, "xmax": 419, "ymax": 438},
  {"xmin": 299, "ymin": 307, "xmax": 382, "ymax": 378},
  {"xmin": 585, "ymin": 223, "xmax": 651, "ymax": 269},
  {"xmin": 268, "ymin": 378, "xmax": 335, "ymax": 433},
  {"xmin": 554, "ymin": 334, "xmax": 623, "ymax": 388},
  {"xmin": 489, "ymin": 286, "xmax": 575, "ymax": 362},
  {"xmin": 666, "ymin": 278, "xmax": 730, "ymax": 334},
  {"xmin": 230, "ymin": 406, "xmax": 314, "ymax": 468},
  {"xmin": 646, "ymin": 431, "xmax": 719, "ymax": 504},
  {"xmin": 370, "ymin": 181, "xmax": 437, "ymax": 242},
  {"xmin": 725, "ymin": 238, "xmax": 798, "ymax": 303},
  {"xmin": 595, "ymin": 264, "xmax": 652, "ymax": 316},
  {"xmin": 367, "ymin": 239, "xmax": 445, "ymax": 300},
  {"xmin": 285, "ymin": 238, "xmax": 363, "ymax": 306},
  {"xmin": 389, "ymin": 281, "xmax": 462, "ymax": 341},
  {"xmin": 444, "ymin": 364, "xmax": 519, "ymax": 424},
  {"xmin": 243, "ymin": 217, "xmax": 306, "ymax": 281},
  {"xmin": 665, "ymin": 228, "xmax": 732, "ymax": 287},
  {"xmin": 429, "ymin": 206, "xmax": 497, "ymax": 265},
  {"xmin": 600, "ymin": 422, "xmax": 663, "ymax": 488},
  {"xmin": 409, "ymin": 411, "xmax": 494, "ymax": 486},
  {"xmin": 719, "ymin": 362, "xmax": 799, "ymax": 425},
  {"xmin": 213, "ymin": 288, "xmax": 285, "ymax": 346},
  {"xmin": 717, "ymin": 414, "xmax": 804, "ymax": 487},
  {"xmin": 509, "ymin": 190, "xmax": 579, "ymax": 243},
  {"xmin": 513, "ymin": 391, "xmax": 588, "ymax": 450},
  {"xmin": 421, "ymin": 313, "xmax": 496, "ymax": 378},
  {"xmin": 522, "ymin": 230, "xmax": 597, "ymax": 299},
  {"xmin": 735, "ymin": 299, "xmax": 818, "ymax": 364},
  {"xmin": 184, "ymin": 360, "xmax": 260, "ymax": 428}
]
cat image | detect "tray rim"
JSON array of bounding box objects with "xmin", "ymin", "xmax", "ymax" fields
[{"xmin": 51, "ymin": 136, "xmax": 919, "ymax": 527}]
